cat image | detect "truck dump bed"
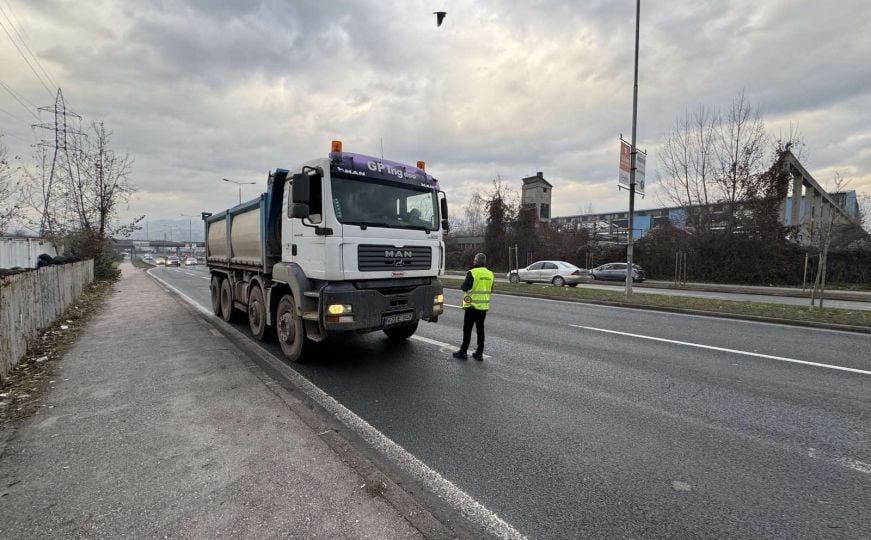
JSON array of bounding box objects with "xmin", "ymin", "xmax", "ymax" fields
[{"xmin": 205, "ymin": 196, "xmax": 268, "ymax": 270}]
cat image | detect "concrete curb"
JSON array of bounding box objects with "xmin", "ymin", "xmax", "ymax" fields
[
  {"xmin": 443, "ymin": 271, "xmax": 871, "ymax": 302},
  {"xmin": 443, "ymin": 285, "xmax": 871, "ymax": 335}
]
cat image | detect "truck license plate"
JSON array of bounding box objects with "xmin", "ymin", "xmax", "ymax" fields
[{"xmin": 383, "ymin": 311, "xmax": 414, "ymax": 327}]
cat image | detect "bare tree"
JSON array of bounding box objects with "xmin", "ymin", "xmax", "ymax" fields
[
  {"xmin": 809, "ymin": 172, "xmax": 851, "ymax": 309},
  {"xmin": 464, "ymin": 191, "xmax": 486, "ymax": 235},
  {"xmin": 714, "ymin": 91, "xmax": 768, "ymax": 234},
  {"xmin": 657, "ymin": 105, "xmax": 718, "ymax": 233},
  {"xmin": 0, "ymin": 140, "xmax": 23, "ymax": 234}
]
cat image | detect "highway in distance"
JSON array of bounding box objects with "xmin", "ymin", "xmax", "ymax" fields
[{"xmin": 150, "ymin": 265, "xmax": 871, "ymax": 539}]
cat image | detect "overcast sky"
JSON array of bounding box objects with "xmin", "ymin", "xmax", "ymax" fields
[{"xmin": 1, "ymin": 0, "xmax": 869, "ymax": 234}]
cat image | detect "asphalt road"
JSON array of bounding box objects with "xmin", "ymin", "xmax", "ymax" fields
[{"xmin": 150, "ymin": 265, "xmax": 871, "ymax": 539}]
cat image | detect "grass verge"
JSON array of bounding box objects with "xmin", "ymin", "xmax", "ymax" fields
[
  {"xmin": 0, "ymin": 279, "xmax": 115, "ymax": 428},
  {"xmin": 131, "ymin": 259, "xmax": 154, "ymax": 269},
  {"xmin": 441, "ymin": 278, "xmax": 871, "ymax": 329}
]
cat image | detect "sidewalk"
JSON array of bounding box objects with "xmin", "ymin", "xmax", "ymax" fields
[{"xmin": 0, "ymin": 265, "xmax": 423, "ymax": 539}]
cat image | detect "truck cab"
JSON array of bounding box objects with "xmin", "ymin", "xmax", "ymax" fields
[{"xmin": 204, "ymin": 141, "xmax": 447, "ymax": 362}]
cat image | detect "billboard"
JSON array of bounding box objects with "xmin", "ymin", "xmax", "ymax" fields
[{"xmin": 618, "ymin": 140, "xmax": 646, "ymax": 196}]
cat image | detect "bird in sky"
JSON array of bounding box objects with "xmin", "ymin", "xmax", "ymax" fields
[{"xmin": 433, "ymin": 11, "xmax": 447, "ymax": 27}]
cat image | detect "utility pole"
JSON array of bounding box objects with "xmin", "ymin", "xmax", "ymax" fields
[
  {"xmin": 223, "ymin": 178, "xmax": 256, "ymax": 205},
  {"xmin": 33, "ymin": 88, "xmax": 83, "ymax": 236},
  {"xmin": 181, "ymin": 213, "xmax": 197, "ymax": 257},
  {"xmin": 625, "ymin": 0, "xmax": 641, "ymax": 298}
]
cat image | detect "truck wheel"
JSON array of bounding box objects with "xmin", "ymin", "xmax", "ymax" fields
[
  {"xmin": 210, "ymin": 276, "xmax": 222, "ymax": 316},
  {"xmin": 220, "ymin": 279, "xmax": 236, "ymax": 322},
  {"xmin": 276, "ymin": 295, "xmax": 306, "ymax": 362},
  {"xmin": 247, "ymin": 285, "xmax": 268, "ymax": 340},
  {"xmin": 383, "ymin": 321, "xmax": 419, "ymax": 341}
]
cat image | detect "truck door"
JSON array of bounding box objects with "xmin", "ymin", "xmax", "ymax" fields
[{"xmin": 285, "ymin": 170, "xmax": 327, "ymax": 278}]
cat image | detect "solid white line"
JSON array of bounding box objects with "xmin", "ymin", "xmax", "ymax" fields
[
  {"xmin": 410, "ymin": 335, "xmax": 492, "ymax": 359},
  {"xmin": 445, "ymin": 304, "xmax": 462, "ymax": 309},
  {"xmin": 570, "ymin": 325, "xmax": 871, "ymax": 376},
  {"xmin": 147, "ymin": 268, "xmax": 214, "ymax": 318},
  {"xmin": 147, "ymin": 269, "xmax": 524, "ymax": 539}
]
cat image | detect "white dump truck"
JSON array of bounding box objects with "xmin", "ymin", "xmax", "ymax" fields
[{"xmin": 203, "ymin": 141, "xmax": 448, "ymax": 362}]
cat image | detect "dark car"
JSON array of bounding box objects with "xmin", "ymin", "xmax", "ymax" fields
[
  {"xmin": 166, "ymin": 256, "xmax": 181, "ymax": 267},
  {"xmin": 590, "ymin": 262, "xmax": 645, "ymax": 282}
]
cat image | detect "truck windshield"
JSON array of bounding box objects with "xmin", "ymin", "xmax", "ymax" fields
[{"xmin": 331, "ymin": 175, "xmax": 439, "ymax": 231}]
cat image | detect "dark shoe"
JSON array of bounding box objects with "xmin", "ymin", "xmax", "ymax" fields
[
  {"xmin": 452, "ymin": 351, "xmax": 468, "ymax": 360},
  {"xmin": 472, "ymin": 351, "xmax": 484, "ymax": 361}
]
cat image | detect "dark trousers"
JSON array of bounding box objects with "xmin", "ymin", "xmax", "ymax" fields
[{"xmin": 460, "ymin": 307, "xmax": 487, "ymax": 354}]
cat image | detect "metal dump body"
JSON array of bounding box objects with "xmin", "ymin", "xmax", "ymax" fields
[{"xmin": 204, "ymin": 196, "xmax": 269, "ymax": 271}]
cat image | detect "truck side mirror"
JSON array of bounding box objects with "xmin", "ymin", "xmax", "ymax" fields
[
  {"xmin": 291, "ymin": 173, "xmax": 311, "ymax": 203},
  {"xmin": 290, "ymin": 203, "xmax": 310, "ymax": 219},
  {"xmin": 440, "ymin": 197, "xmax": 449, "ymax": 231}
]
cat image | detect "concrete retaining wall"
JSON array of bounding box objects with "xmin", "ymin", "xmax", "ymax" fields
[{"xmin": 0, "ymin": 260, "xmax": 94, "ymax": 380}]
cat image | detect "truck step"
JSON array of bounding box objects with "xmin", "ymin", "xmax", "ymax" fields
[
  {"xmin": 303, "ymin": 291, "xmax": 320, "ymax": 298},
  {"xmin": 302, "ymin": 311, "xmax": 320, "ymax": 321}
]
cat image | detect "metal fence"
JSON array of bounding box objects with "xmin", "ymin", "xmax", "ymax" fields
[{"xmin": 0, "ymin": 260, "xmax": 94, "ymax": 380}]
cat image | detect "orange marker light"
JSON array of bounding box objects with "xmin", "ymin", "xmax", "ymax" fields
[
  {"xmin": 331, "ymin": 140, "xmax": 343, "ymax": 152},
  {"xmin": 416, "ymin": 160, "xmax": 426, "ymax": 171}
]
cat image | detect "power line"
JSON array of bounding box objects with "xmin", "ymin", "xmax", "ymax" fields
[
  {"xmin": 0, "ymin": 1, "xmax": 59, "ymax": 90},
  {"xmin": 0, "ymin": 104, "xmax": 30, "ymax": 125},
  {"xmin": 0, "ymin": 11, "xmax": 54, "ymax": 98},
  {"xmin": 0, "ymin": 79, "xmax": 40, "ymax": 120}
]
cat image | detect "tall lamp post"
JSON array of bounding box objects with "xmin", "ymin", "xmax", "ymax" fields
[
  {"xmin": 625, "ymin": 0, "xmax": 641, "ymax": 298},
  {"xmin": 223, "ymin": 178, "xmax": 257, "ymax": 205},
  {"xmin": 181, "ymin": 213, "xmax": 198, "ymax": 258}
]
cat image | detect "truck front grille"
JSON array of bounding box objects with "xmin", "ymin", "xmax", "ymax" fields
[{"xmin": 358, "ymin": 245, "xmax": 432, "ymax": 272}]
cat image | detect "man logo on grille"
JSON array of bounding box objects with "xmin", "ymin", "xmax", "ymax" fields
[{"xmin": 384, "ymin": 250, "xmax": 413, "ymax": 258}]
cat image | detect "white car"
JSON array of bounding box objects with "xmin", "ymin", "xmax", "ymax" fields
[
  {"xmin": 154, "ymin": 256, "xmax": 166, "ymax": 265},
  {"xmin": 184, "ymin": 257, "xmax": 197, "ymax": 266},
  {"xmin": 507, "ymin": 260, "xmax": 585, "ymax": 287}
]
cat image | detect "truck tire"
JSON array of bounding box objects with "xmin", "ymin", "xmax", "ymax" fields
[
  {"xmin": 247, "ymin": 285, "xmax": 268, "ymax": 341},
  {"xmin": 220, "ymin": 279, "xmax": 236, "ymax": 322},
  {"xmin": 276, "ymin": 294, "xmax": 306, "ymax": 362},
  {"xmin": 383, "ymin": 321, "xmax": 418, "ymax": 341},
  {"xmin": 210, "ymin": 276, "xmax": 222, "ymax": 316}
]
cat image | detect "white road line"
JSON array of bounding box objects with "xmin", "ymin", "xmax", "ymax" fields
[
  {"xmin": 410, "ymin": 335, "xmax": 492, "ymax": 359},
  {"xmin": 147, "ymin": 268, "xmax": 214, "ymax": 318},
  {"xmin": 570, "ymin": 325, "xmax": 871, "ymax": 376},
  {"xmin": 445, "ymin": 304, "xmax": 462, "ymax": 309},
  {"xmin": 146, "ymin": 268, "xmax": 523, "ymax": 539}
]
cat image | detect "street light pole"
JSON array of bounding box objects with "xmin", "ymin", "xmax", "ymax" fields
[
  {"xmin": 625, "ymin": 0, "xmax": 641, "ymax": 299},
  {"xmin": 223, "ymin": 178, "xmax": 257, "ymax": 205},
  {"xmin": 181, "ymin": 213, "xmax": 198, "ymax": 258}
]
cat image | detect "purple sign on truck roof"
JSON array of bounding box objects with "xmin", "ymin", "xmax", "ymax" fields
[{"xmin": 329, "ymin": 152, "xmax": 439, "ymax": 189}]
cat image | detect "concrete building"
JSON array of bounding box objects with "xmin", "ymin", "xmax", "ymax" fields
[{"xmin": 521, "ymin": 172, "xmax": 552, "ymax": 225}]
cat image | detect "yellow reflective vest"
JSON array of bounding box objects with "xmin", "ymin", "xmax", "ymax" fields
[{"xmin": 462, "ymin": 266, "xmax": 494, "ymax": 310}]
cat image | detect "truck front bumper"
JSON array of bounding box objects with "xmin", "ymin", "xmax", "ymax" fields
[{"xmin": 319, "ymin": 279, "xmax": 444, "ymax": 333}]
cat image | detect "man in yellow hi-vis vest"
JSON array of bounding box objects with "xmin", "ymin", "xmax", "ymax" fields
[{"xmin": 453, "ymin": 253, "xmax": 494, "ymax": 361}]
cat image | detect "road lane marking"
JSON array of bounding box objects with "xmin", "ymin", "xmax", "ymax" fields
[
  {"xmin": 570, "ymin": 325, "xmax": 871, "ymax": 376},
  {"xmin": 410, "ymin": 335, "xmax": 492, "ymax": 359},
  {"xmin": 445, "ymin": 304, "xmax": 462, "ymax": 309},
  {"xmin": 147, "ymin": 268, "xmax": 214, "ymax": 317}
]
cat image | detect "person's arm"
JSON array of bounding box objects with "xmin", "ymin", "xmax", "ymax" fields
[{"xmin": 461, "ymin": 270, "xmax": 474, "ymax": 291}]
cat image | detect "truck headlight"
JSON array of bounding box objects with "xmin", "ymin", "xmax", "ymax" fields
[
  {"xmin": 327, "ymin": 304, "xmax": 352, "ymax": 315},
  {"xmin": 434, "ymin": 294, "xmax": 444, "ymax": 304}
]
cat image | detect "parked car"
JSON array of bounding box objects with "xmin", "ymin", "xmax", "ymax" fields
[
  {"xmin": 507, "ymin": 260, "xmax": 584, "ymax": 287},
  {"xmin": 166, "ymin": 256, "xmax": 181, "ymax": 267},
  {"xmin": 184, "ymin": 257, "xmax": 197, "ymax": 266},
  {"xmin": 590, "ymin": 262, "xmax": 646, "ymax": 282},
  {"xmin": 154, "ymin": 256, "xmax": 166, "ymax": 265}
]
